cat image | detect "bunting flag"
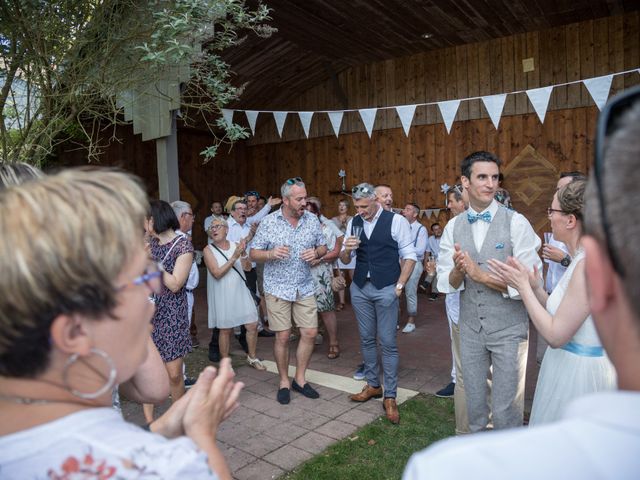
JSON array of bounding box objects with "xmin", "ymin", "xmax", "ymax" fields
[
  {"xmin": 245, "ymin": 110, "xmax": 259, "ymax": 135},
  {"xmin": 359, "ymin": 108, "xmax": 378, "ymax": 138},
  {"xmin": 583, "ymin": 75, "xmax": 614, "ymax": 111},
  {"xmin": 395, "ymin": 105, "xmax": 417, "ymax": 136},
  {"xmin": 327, "ymin": 111, "xmax": 344, "ymax": 138},
  {"xmin": 421, "ymin": 209, "xmax": 442, "ymax": 219},
  {"xmin": 437, "ymin": 100, "xmax": 460, "ymax": 134},
  {"xmin": 481, "ymin": 94, "xmax": 507, "ymax": 130},
  {"xmin": 221, "ymin": 108, "xmax": 234, "ymax": 128},
  {"xmin": 298, "ymin": 111, "xmax": 314, "ymax": 138},
  {"xmin": 526, "ymin": 86, "xmax": 553, "ymax": 123},
  {"xmin": 223, "ymin": 68, "xmax": 638, "ymax": 139},
  {"xmin": 273, "ymin": 111, "xmax": 288, "ymax": 138}
]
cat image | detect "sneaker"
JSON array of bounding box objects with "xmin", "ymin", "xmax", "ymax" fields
[
  {"xmin": 435, "ymin": 382, "xmax": 455, "ymax": 398},
  {"xmin": 353, "ymin": 363, "xmax": 365, "ymax": 381},
  {"xmin": 184, "ymin": 377, "xmax": 197, "ymax": 389},
  {"xmin": 191, "ymin": 336, "xmax": 200, "ymax": 348},
  {"xmin": 247, "ymin": 356, "xmax": 267, "ymax": 371},
  {"xmin": 314, "ymin": 333, "xmax": 324, "ymax": 345},
  {"xmin": 402, "ymin": 323, "xmax": 416, "ymax": 333},
  {"xmin": 429, "ymin": 293, "xmax": 438, "ymax": 302}
]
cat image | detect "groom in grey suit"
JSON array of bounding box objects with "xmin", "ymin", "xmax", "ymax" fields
[{"xmin": 437, "ymin": 151, "xmax": 542, "ymax": 432}]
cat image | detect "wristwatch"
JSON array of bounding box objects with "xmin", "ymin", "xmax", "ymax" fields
[
  {"xmin": 395, "ymin": 282, "xmax": 404, "ymax": 290},
  {"xmin": 560, "ymin": 254, "xmax": 572, "ymax": 267}
]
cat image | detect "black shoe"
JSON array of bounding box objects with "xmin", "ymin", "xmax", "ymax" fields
[
  {"xmin": 277, "ymin": 387, "xmax": 290, "ymax": 405},
  {"xmin": 236, "ymin": 334, "xmax": 249, "ymax": 353},
  {"xmin": 184, "ymin": 377, "xmax": 197, "ymax": 390},
  {"xmin": 208, "ymin": 347, "xmax": 221, "ymax": 363},
  {"xmin": 429, "ymin": 293, "xmax": 439, "ymax": 302},
  {"xmin": 435, "ymin": 382, "xmax": 455, "ymax": 398},
  {"xmin": 258, "ymin": 329, "xmax": 275, "ymax": 337},
  {"xmin": 291, "ymin": 379, "xmax": 320, "ymax": 399}
]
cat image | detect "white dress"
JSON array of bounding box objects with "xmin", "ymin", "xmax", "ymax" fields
[
  {"xmin": 529, "ymin": 249, "xmax": 617, "ymax": 426},
  {"xmin": 206, "ymin": 242, "xmax": 259, "ymax": 329}
]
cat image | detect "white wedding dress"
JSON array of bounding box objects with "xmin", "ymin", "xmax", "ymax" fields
[{"xmin": 529, "ymin": 249, "xmax": 617, "ymax": 426}]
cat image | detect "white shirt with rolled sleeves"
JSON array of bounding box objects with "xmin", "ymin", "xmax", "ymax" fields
[
  {"xmin": 437, "ymin": 200, "xmax": 542, "ymax": 299},
  {"xmin": 402, "ymin": 391, "xmax": 640, "ymax": 480},
  {"xmin": 228, "ymin": 203, "xmax": 271, "ymax": 268},
  {"xmin": 342, "ymin": 207, "xmax": 417, "ymax": 266}
]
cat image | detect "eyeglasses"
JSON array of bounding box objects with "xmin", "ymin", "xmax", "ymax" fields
[
  {"xmin": 594, "ymin": 86, "xmax": 640, "ymax": 276},
  {"xmin": 286, "ymin": 177, "xmax": 303, "ymax": 185},
  {"xmin": 210, "ymin": 224, "xmax": 226, "ymax": 230},
  {"xmin": 118, "ymin": 262, "xmax": 163, "ymax": 294},
  {"xmin": 352, "ymin": 185, "xmax": 374, "ymax": 195},
  {"xmin": 546, "ymin": 207, "xmax": 567, "ymax": 216},
  {"xmin": 183, "ymin": 212, "xmax": 195, "ymax": 219}
]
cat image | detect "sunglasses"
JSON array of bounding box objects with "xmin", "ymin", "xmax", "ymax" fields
[
  {"xmin": 594, "ymin": 86, "xmax": 640, "ymax": 276},
  {"xmin": 286, "ymin": 177, "xmax": 303, "ymax": 185},
  {"xmin": 352, "ymin": 185, "xmax": 374, "ymax": 195},
  {"xmin": 244, "ymin": 190, "xmax": 260, "ymax": 198}
]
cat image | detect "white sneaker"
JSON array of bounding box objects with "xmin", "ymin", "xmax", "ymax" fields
[
  {"xmin": 402, "ymin": 323, "xmax": 416, "ymax": 333},
  {"xmin": 247, "ymin": 356, "xmax": 267, "ymax": 371}
]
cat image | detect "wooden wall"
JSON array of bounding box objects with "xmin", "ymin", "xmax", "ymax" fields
[{"xmin": 243, "ymin": 13, "xmax": 640, "ymax": 145}]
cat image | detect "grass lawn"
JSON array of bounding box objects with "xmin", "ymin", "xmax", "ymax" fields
[{"xmin": 280, "ymin": 394, "xmax": 455, "ymax": 480}]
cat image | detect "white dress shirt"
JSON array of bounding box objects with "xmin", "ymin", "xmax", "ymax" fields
[
  {"xmin": 403, "ymin": 391, "xmax": 640, "ymax": 480},
  {"xmin": 427, "ymin": 235, "xmax": 441, "ymax": 258},
  {"xmin": 437, "ymin": 200, "xmax": 542, "ymax": 299},
  {"xmin": 343, "ymin": 206, "xmax": 417, "ymax": 263}
]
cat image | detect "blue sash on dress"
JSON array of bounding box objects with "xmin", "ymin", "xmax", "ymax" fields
[{"xmin": 560, "ymin": 341, "xmax": 604, "ymax": 357}]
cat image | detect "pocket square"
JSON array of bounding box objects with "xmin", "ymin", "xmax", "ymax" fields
[{"xmin": 495, "ymin": 243, "xmax": 505, "ymax": 249}]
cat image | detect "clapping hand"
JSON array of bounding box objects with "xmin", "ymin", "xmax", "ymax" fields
[{"xmin": 487, "ymin": 256, "xmax": 539, "ymax": 292}]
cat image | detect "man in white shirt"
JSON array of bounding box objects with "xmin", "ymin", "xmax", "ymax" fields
[
  {"xmin": 203, "ymin": 201, "xmax": 226, "ymax": 245},
  {"xmin": 437, "ymin": 151, "xmax": 542, "ymax": 432},
  {"xmin": 403, "ymin": 88, "xmax": 640, "ymax": 480},
  {"xmin": 401, "ymin": 203, "xmax": 428, "ymax": 333},
  {"xmin": 340, "ymin": 183, "xmax": 416, "ymax": 424}
]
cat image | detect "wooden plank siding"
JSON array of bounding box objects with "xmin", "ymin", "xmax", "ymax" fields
[{"xmin": 245, "ymin": 13, "xmax": 639, "ymax": 146}]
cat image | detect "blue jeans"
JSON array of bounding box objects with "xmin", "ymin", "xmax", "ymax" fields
[{"xmin": 350, "ymin": 281, "xmax": 399, "ymax": 398}]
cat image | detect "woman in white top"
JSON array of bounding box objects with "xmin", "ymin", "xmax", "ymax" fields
[
  {"xmin": 0, "ymin": 169, "xmax": 242, "ymax": 480},
  {"xmin": 204, "ymin": 218, "xmax": 266, "ymax": 370},
  {"xmin": 489, "ymin": 179, "xmax": 616, "ymax": 425}
]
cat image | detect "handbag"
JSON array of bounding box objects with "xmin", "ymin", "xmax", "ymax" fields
[{"xmin": 211, "ymin": 243, "xmax": 260, "ymax": 306}]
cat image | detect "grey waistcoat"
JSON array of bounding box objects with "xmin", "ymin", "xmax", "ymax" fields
[{"xmin": 454, "ymin": 207, "xmax": 528, "ymax": 334}]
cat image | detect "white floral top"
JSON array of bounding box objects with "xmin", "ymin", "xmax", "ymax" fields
[
  {"xmin": 0, "ymin": 408, "xmax": 217, "ymax": 479},
  {"xmin": 252, "ymin": 209, "xmax": 326, "ymax": 301}
]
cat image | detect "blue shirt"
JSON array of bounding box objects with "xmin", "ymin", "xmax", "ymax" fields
[{"xmin": 251, "ymin": 209, "xmax": 326, "ymax": 301}]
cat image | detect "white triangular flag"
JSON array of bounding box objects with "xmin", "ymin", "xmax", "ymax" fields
[
  {"xmin": 298, "ymin": 112, "xmax": 314, "ymax": 138},
  {"xmin": 359, "ymin": 108, "xmax": 378, "ymax": 138},
  {"xmin": 245, "ymin": 110, "xmax": 259, "ymax": 135},
  {"xmin": 481, "ymin": 94, "xmax": 507, "ymax": 130},
  {"xmin": 221, "ymin": 109, "xmax": 234, "ymax": 128},
  {"xmin": 583, "ymin": 75, "xmax": 613, "ymax": 111},
  {"xmin": 437, "ymin": 100, "xmax": 461, "ymax": 134},
  {"xmin": 395, "ymin": 105, "xmax": 417, "ymax": 136},
  {"xmin": 273, "ymin": 111, "xmax": 288, "ymax": 138},
  {"xmin": 327, "ymin": 111, "xmax": 344, "ymax": 138},
  {"xmin": 526, "ymin": 86, "xmax": 553, "ymax": 123}
]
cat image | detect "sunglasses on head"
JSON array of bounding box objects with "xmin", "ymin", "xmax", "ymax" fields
[
  {"xmin": 244, "ymin": 190, "xmax": 260, "ymax": 198},
  {"xmin": 286, "ymin": 177, "xmax": 303, "ymax": 185},
  {"xmin": 352, "ymin": 185, "xmax": 374, "ymax": 195},
  {"xmin": 594, "ymin": 86, "xmax": 640, "ymax": 277}
]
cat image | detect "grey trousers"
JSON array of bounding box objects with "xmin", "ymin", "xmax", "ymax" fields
[
  {"xmin": 460, "ymin": 321, "xmax": 529, "ymax": 432},
  {"xmin": 350, "ymin": 281, "xmax": 399, "ymax": 398}
]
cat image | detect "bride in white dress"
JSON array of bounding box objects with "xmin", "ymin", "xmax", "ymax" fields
[{"xmin": 489, "ymin": 179, "xmax": 616, "ymax": 425}]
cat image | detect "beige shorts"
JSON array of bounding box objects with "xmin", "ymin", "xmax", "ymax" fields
[{"xmin": 265, "ymin": 293, "xmax": 318, "ymax": 331}]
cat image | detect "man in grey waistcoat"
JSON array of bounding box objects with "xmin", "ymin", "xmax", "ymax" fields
[{"xmin": 437, "ymin": 151, "xmax": 542, "ymax": 432}]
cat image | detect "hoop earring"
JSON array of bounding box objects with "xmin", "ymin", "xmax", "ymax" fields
[{"xmin": 63, "ymin": 348, "xmax": 117, "ymax": 400}]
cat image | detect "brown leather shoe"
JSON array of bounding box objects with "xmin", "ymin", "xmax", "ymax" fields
[
  {"xmin": 349, "ymin": 384, "xmax": 383, "ymax": 402},
  {"xmin": 383, "ymin": 398, "xmax": 400, "ymax": 424}
]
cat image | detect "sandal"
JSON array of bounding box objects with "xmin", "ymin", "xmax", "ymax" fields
[
  {"xmin": 327, "ymin": 344, "xmax": 340, "ymax": 359},
  {"xmin": 247, "ymin": 356, "xmax": 267, "ymax": 371}
]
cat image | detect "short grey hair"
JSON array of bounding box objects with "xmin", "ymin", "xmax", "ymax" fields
[
  {"xmin": 307, "ymin": 196, "xmax": 322, "ymax": 210},
  {"xmin": 171, "ymin": 200, "xmax": 191, "ymax": 218},
  {"xmin": 281, "ymin": 178, "xmax": 306, "ymax": 198},
  {"xmin": 351, "ymin": 182, "xmax": 376, "ymax": 200},
  {"xmin": 584, "ymin": 99, "xmax": 640, "ymax": 321}
]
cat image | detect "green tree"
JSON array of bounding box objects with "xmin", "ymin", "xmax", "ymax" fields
[{"xmin": 0, "ymin": 0, "xmax": 273, "ymax": 165}]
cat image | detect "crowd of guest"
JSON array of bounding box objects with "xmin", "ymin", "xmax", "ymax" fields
[{"xmin": 1, "ymin": 90, "xmax": 639, "ymax": 478}]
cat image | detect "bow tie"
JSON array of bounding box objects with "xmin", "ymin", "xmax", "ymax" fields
[{"xmin": 467, "ymin": 211, "xmax": 492, "ymax": 224}]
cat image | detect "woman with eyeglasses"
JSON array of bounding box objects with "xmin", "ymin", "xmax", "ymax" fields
[
  {"xmin": 0, "ymin": 169, "xmax": 241, "ymax": 479},
  {"xmin": 204, "ymin": 218, "xmax": 266, "ymax": 370},
  {"xmin": 489, "ymin": 179, "xmax": 616, "ymax": 425},
  {"xmin": 142, "ymin": 199, "xmax": 194, "ymax": 423}
]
